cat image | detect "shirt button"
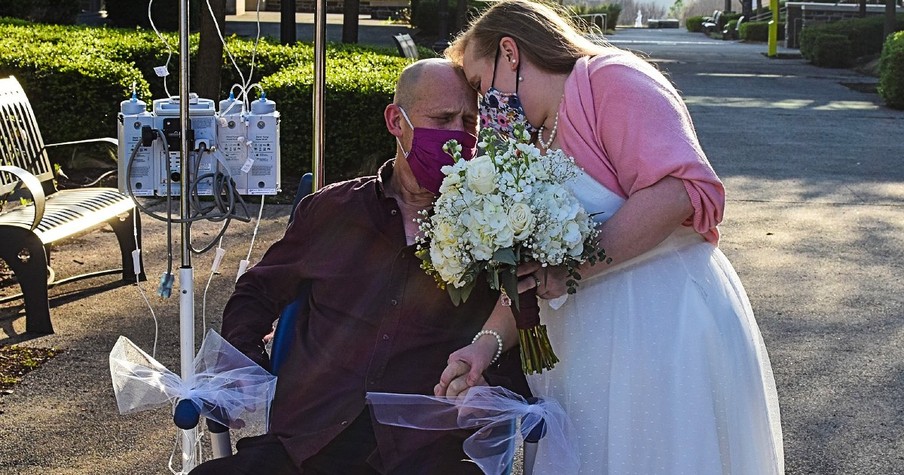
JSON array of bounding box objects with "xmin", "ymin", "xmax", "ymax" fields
[
  {"xmin": 390, "ymin": 209, "xmax": 398, "ymax": 215},
  {"xmin": 382, "ymin": 334, "xmax": 390, "ymax": 341},
  {"xmin": 390, "ymin": 299, "xmax": 398, "ymax": 306}
]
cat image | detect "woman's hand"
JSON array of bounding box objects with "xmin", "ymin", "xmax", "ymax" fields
[
  {"xmin": 533, "ymin": 266, "xmax": 570, "ymax": 300},
  {"xmin": 434, "ymin": 262, "xmax": 548, "ymax": 397}
]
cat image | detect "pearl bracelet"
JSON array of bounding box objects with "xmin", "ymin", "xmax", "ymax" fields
[{"xmin": 472, "ymin": 329, "xmax": 503, "ymax": 365}]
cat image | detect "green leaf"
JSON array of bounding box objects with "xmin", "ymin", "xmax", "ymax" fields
[
  {"xmin": 448, "ymin": 286, "xmax": 462, "ymax": 306},
  {"xmin": 459, "ymin": 278, "xmax": 477, "ymax": 303},
  {"xmin": 490, "ymin": 268, "xmax": 500, "ymax": 290},
  {"xmin": 492, "ymin": 247, "xmax": 517, "ymax": 266}
]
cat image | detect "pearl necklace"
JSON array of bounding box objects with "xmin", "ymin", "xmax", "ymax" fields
[{"xmin": 537, "ymin": 109, "xmax": 559, "ymax": 150}]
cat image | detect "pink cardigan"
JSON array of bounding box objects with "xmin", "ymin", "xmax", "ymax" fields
[{"xmin": 558, "ymin": 53, "xmax": 725, "ymax": 243}]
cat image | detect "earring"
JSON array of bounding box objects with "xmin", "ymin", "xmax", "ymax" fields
[
  {"xmin": 511, "ymin": 59, "xmax": 516, "ymax": 64},
  {"xmin": 518, "ymin": 76, "xmax": 524, "ymax": 82}
]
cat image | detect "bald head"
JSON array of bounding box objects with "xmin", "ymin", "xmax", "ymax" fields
[{"xmin": 394, "ymin": 58, "xmax": 473, "ymax": 114}]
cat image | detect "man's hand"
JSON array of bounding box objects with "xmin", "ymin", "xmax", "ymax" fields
[{"xmin": 433, "ymin": 340, "xmax": 496, "ymax": 397}]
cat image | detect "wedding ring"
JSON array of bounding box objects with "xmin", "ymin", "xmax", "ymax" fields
[{"xmin": 532, "ymin": 275, "xmax": 541, "ymax": 288}]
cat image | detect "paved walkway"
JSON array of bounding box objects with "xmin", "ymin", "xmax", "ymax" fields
[{"xmin": 1, "ymin": 26, "xmax": 902, "ymax": 474}]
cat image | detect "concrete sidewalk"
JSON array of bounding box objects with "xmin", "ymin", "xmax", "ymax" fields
[{"xmin": 1, "ymin": 27, "xmax": 902, "ymax": 474}]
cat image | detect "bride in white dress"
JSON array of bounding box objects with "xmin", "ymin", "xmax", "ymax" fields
[
  {"xmin": 525, "ymin": 172, "xmax": 783, "ymax": 474},
  {"xmin": 435, "ymin": 1, "xmax": 784, "ymax": 474}
]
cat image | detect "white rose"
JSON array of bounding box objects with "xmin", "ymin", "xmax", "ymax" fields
[
  {"xmin": 466, "ymin": 156, "xmax": 497, "ymax": 195},
  {"xmin": 508, "ymin": 202, "xmax": 535, "ymax": 240}
]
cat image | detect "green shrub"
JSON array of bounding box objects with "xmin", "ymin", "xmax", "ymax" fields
[
  {"xmin": 801, "ymin": 14, "xmax": 904, "ymax": 61},
  {"xmin": 809, "ymin": 33, "xmax": 853, "ymax": 68},
  {"xmin": 740, "ymin": 20, "xmax": 786, "ymax": 42},
  {"xmin": 686, "ymin": 16, "xmax": 705, "ymax": 33},
  {"xmin": 262, "ymin": 53, "xmax": 409, "ymax": 182},
  {"xmin": 0, "ymin": 19, "xmax": 413, "ymax": 182},
  {"xmin": 0, "ymin": 41, "xmax": 150, "ymax": 143},
  {"xmin": 878, "ymin": 31, "xmax": 904, "ymax": 109},
  {"xmin": 724, "ymin": 12, "xmax": 743, "ymax": 24}
]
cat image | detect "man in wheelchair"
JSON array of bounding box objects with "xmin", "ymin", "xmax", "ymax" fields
[{"xmin": 189, "ymin": 58, "xmax": 529, "ymax": 475}]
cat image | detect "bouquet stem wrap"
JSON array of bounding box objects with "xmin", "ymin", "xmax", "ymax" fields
[{"xmin": 515, "ymin": 287, "xmax": 558, "ymax": 374}]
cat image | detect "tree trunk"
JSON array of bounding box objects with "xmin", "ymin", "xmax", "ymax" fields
[
  {"xmin": 197, "ymin": 0, "xmax": 226, "ymax": 101},
  {"xmin": 281, "ymin": 0, "xmax": 297, "ymax": 44},
  {"xmin": 886, "ymin": 0, "xmax": 897, "ymax": 38},
  {"xmin": 455, "ymin": 0, "xmax": 468, "ymax": 34},
  {"xmin": 342, "ymin": 0, "xmax": 360, "ymax": 44}
]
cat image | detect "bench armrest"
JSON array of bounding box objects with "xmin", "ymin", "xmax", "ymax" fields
[
  {"xmin": 43, "ymin": 137, "xmax": 118, "ymax": 149},
  {"xmin": 0, "ymin": 165, "xmax": 46, "ymax": 231},
  {"xmin": 44, "ymin": 137, "xmax": 118, "ymax": 187}
]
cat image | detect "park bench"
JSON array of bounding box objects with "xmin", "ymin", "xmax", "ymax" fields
[
  {"xmin": 702, "ymin": 10, "xmax": 723, "ymax": 34},
  {"xmin": 392, "ymin": 33, "xmax": 419, "ymax": 60},
  {"xmin": 723, "ymin": 15, "xmax": 746, "ymax": 40},
  {"xmin": 0, "ymin": 75, "xmax": 144, "ymax": 334}
]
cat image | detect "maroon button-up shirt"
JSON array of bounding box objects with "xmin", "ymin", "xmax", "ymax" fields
[{"xmin": 222, "ymin": 161, "xmax": 522, "ymax": 473}]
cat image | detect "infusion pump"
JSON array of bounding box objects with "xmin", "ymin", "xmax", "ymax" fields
[{"xmin": 117, "ymin": 93, "xmax": 280, "ymax": 196}]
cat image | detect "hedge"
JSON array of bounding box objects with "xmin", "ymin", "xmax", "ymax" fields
[
  {"xmin": 800, "ymin": 14, "xmax": 904, "ymax": 64},
  {"xmin": 740, "ymin": 21, "xmax": 786, "ymax": 42},
  {"xmin": 878, "ymin": 31, "xmax": 904, "ymax": 109},
  {"xmin": 0, "ymin": 19, "xmax": 411, "ymax": 183},
  {"xmin": 0, "ymin": 25, "xmax": 151, "ymax": 143},
  {"xmin": 686, "ymin": 16, "xmax": 705, "ymax": 33},
  {"xmin": 810, "ymin": 33, "xmax": 853, "ymax": 68},
  {"xmin": 262, "ymin": 53, "xmax": 410, "ymax": 181}
]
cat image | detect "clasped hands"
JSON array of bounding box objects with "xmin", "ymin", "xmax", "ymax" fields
[{"xmin": 433, "ymin": 262, "xmax": 569, "ymax": 398}]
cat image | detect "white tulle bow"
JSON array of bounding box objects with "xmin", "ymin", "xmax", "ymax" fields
[
  {"xmin": 367, "ymin": 386, "xmax": 579, "ymax": 475},
  {"xmin": 109, "ymin": 329, "xmax": 277, "ymax": 430}
]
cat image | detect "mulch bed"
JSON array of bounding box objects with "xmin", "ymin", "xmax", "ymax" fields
[{"xmin": 0, "ymin": 345, "xmax": 61, "ymax": 392}]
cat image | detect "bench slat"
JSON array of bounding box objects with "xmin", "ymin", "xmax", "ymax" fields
[{"xmin": 0, "ymin": 189, "xmax": 135, "ymax": 243}]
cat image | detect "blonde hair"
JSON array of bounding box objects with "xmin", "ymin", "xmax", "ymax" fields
[{"xmin": 445, "ymin": 0, "xmax": 609, "ymax": 74}]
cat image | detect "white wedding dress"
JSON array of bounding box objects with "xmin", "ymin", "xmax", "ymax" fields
[{"xmin": 527, "ymin": 172, "xmax": 784, "ymax": 474}]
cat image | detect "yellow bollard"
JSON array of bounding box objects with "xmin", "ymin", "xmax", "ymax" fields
[{"xmin": 767, "ymin": 0, "xmax": 779, "ymax": 57}]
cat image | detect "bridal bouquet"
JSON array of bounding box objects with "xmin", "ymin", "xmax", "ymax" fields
[{"xmin": 415, "ymin": 125, "xmax": 608, "ymax": 374}]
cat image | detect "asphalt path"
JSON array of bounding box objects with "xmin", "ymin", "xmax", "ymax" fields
[
  {"xmin": 0, "ymin": 25, "xmax": 902, "ymax": 474},
  {"xmin": 609, "ymin": 28, "xmax": 904, "ymax": 475}
]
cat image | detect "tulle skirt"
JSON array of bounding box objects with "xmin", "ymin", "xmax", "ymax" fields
[{"xmin": 527, "ymin": 228, "xmax": 784, "ymax": 475}]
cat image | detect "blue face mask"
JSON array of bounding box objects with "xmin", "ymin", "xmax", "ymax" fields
[
  {"xmin": 478, "ymin": 47, "xmax": 538, "ymax": 139},
  {"xmin": 396, "ymin": 106, "xmax": 477, "ymax": 195}
]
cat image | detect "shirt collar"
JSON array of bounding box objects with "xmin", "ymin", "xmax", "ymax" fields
[{"xmin": 376, "ymin": 159, "xmax": 395, "ymax": 199}]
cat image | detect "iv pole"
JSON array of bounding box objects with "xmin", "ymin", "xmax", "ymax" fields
[
  {"xmin": 172, "ymin": 0, "xmax": 326, "ymax": 469},
  {"xmin": 177, "ymin": 0, "xmax": 196, "ymax": 470},
  {"xmin": 313, "ymin": 0, "xmax": 326, "ymax": 191}
]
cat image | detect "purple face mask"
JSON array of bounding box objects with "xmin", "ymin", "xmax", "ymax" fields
[{"xmin": 396, "ymin": 106, "xmax": 477, "ymax": 195}]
